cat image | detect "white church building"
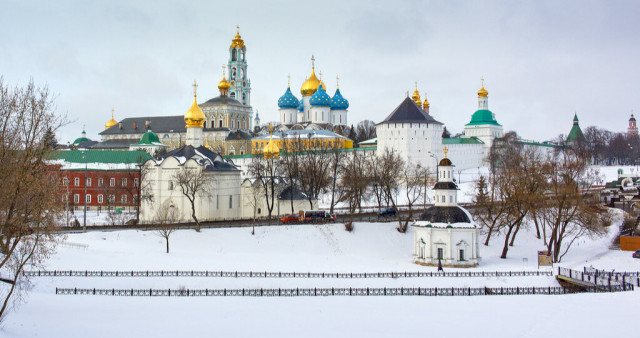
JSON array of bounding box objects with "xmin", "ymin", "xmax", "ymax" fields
[{"xmin": 412, "ymin": 154, "xmax": 481, "ymax": 267}]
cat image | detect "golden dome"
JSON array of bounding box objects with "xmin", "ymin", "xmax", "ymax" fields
[
  {"xmin": 423, "ymin": 95, "xmax": 430, "ymax": 109},
  {"xmin": 301, "ymin": 69, "xmax": 321, "ymax": 96},
  {"xmin": 478, "ymin": 77, "xmax": 488, "ymax": 97},
  {"xmin": 218, "ymin": 76, "xmax": 230, "ymax": 91},
  {"xmin": 184, "ymin": 82, "xmax": 205, "ymax": 128},
  {"xmin": 230, "ymin": 26, "xmax": 245, "ymax": 49},
  {"xmin": 263, "ymin": 125, "xmax": 280, "ymax": 158},
  {"xmin": 104, "ymin": 110, "xmax": 117, "ymax": 130},
  {"xmin": 411, "ymin": 88, "xmax": 421, "ymax": 105}
]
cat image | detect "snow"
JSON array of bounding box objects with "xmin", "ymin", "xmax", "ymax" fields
[{"xmin": 2, "ymin": 216, "xmax": 640, "ymax": 337}]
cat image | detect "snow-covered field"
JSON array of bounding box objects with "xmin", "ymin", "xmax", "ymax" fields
[{"xmin": 2, "ymin": 216, "xmax": 640, "ymax": 338}]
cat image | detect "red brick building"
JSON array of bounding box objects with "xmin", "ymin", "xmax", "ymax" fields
[{"xmin": 50, "ymin": 150, "xmax": 152, "ymax": 213}]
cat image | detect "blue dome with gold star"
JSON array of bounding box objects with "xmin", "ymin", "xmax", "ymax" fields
[
  {"xmin": 309, "ymin": 84, "xmax": 331, "ymax": 107},
  {"xmin": 298, "ymin": 99, "xmax": 304, "ymax": 112},
  {"xmin": 278, "ymin": 87, "xmax": 300, "ymax": 109},
  {"xmin": 331, "ymin": 88, "xmax": 349, "ymax": 110}
]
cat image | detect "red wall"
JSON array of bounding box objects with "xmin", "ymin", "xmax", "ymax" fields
[{"xmin": 60, "ymin": 169, "xmax": 140, "ymax": 210}]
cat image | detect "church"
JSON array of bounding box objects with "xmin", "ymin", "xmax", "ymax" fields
[{"xmin": 98, "ymin": 28, "xmax": 255, "ymax": 156}]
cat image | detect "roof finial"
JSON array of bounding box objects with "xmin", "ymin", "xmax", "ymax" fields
[
  {"xmin": 443, "ymin": 146, "xmax": 448, "ymax": 159},
  {"xmin": 192, "ymin": 80, "xmax": 198, "ymax": 98},
  {"xmin": 336, "ymin": 75, "xmax": 340, "ymax": 89},
  {"xmin": 111, "ymin": 108, "xmax": 115, "ymax": 119},
  {"xmin": 236, "ymin": 25, "xmax": 240, "ymax": 35},
  {"xmin": 481, "ymin": 76, "xmax": 484, "ymax": 87},
  {"xmin": 222, "ymin": 65, "xmax": 226, "ymax": 78},
  {"xmin": 415, "ymin": 81, "xmax": 418, "ymax": 90},
  {"xmin": 287, "ymin": 73, "xmax": 291, "ymax": 88},
  {"xmin": 319, "ymin": 70, "xmax": 322, "ymax": 80},
  {"xmin": 311, "ymin": 55, "xmax": 315, "ymax": 69}
]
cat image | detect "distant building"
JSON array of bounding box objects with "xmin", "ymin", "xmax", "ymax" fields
[
  {"xmin": 566, "ymin": 113, "xmax": 586, "ymax": 145},
  {"xmin": 49, "ymin": 150, "xmax": 152, "ymax": 214},
  {"xmin": 629, "ymin": 114, "xmax": 638, "ymax": 137}
]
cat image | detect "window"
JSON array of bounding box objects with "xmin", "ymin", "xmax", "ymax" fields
[
  {"xmin": 85, "ymin": 194, "xmax": 91, "ymax": 203},
  {"xmin": 98, "ymin": 178, "xmax": 103, "ymax": 187},
  {"xmin": 74, "ymin": 177, "xmax": 80, "ymax": 186},
  {"xmin": 134, "ymin": 178, "xmax": 139, "ymax": 187},
  {"xmin": 121, "ymin": 195, "xmax": 127, "ymax": 203},
  {"xmin": 121, "ymin": 178, "xmax": 127, "ymax": 187},
  {"xmin": 86, "ymin": 178, "xmax": 91, "ymax": 187},
  {"xmin": 98, "ymin": 194, "xmax": 103, "ymax": 204},
  {"xmin": 437, "ymin": 247, "xmax": 444, "ymax": 260},
  {"xmin": 168, "ymin": 181, "xmax": 173, "ymax": 190},
  {"xmin": 110, "ymin": 178, "xmax": 116, "ymax": 187},
  {"xmin": 109, "ymin": 195, "xmax": 115, "ymax": 203},
  {"xmin": 459, "ymin": 249, "xmax": 465, "ymax": 261},
  {"xmin": 229, "ymin": 195, "xmax": 233, "ymax": 209},
  {"xmin": 62, "ymin": 178, "xmax": 69, "ymax": 186},
  {"xmin": 449, "ymin": 195, "xmax": 453, "ymax": 203},
  {"xmin": 216, "ymin": 195, "xmax": 219, "ymax": 209},
  {"xmin": 73, "ymin": 194, "xmax": 79, "ymax": 204}
]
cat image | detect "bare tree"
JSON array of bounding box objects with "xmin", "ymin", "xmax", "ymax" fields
[
  {"xmin": 172, "ymin": 166, "xmax": 211, "ymax": 232},
  {"xmin": 397, "ymin": 163, "xmax": 430, "ymax": 233},
  {"xmin": 375, "ymin": 149, "xmax": 405, "ymax": 231},
  {"xmin": 279, "ymin": 136, "xmax": 302, "ymax": 214},
  {"xmin": 154, "ymin": 201, "xmax": 180, "ymax": 253},
  {"xmin": 337, "ymin": 149, "xmax": 370, "ymax": 231},
  {"xmin": 355, "ymin": 120, "xmax": 376, "ymax": 143},
  {"xmin": 244, "ymin": 180, "xmax": 264, "ymax": 235},
  {"xmin": 327, "ymin": 145, "xmax": 346, "ymax": 214},
  {"xmin": 0, "ymin": 79, "xmax": 65, "ymax": 321},
  {"xmin": 472, "ymin": 173, "xmax": 508, "ymax": 246},
  {"xmin": 122, "ymin": 157, "xmax": 154, "ymax": 224},
  {"xmin": 247, "ymin": 153, "xmax": 279, "ymax": 219},
  {"xmin": 297, "ymin": 141, "xmax": 332, "ymax": 210},
  {"xmin": 541, "ymin": 151, "xmax": 607, "ymax": 262}
]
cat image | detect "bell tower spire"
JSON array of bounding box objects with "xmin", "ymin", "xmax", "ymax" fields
[{"xmin": 228, "ymin": 26, "xmax": 250, "ymax": 106}]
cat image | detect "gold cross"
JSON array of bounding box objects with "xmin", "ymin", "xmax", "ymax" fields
[
  {"xmin": 319, "ymin": 70, "xmax": 323, "ymax": 80},
  {"xmin": 336, "ymin": 75, "xmax": 339, "ymax": 88},
  {"xmin": 236, "ymin": 25, "xmax": 240, "ymax": 34},
  {"xmin": 443, "ymin": 147, "xmax": 448, "ymax": 158},
  {"xmin": 288, "ymin": 73, "xmax": 291, "ymax": 87},
  {"xmin": 311, "ymin": 55, "xmax": 315, "ymax": 69},
  {"xmin": 222, "ymin": 65, "xmax": 226, "ymax": 77},
  {"xmin": 192, "ymin": 80, "xmax": 198, "ymax": 97},
  {"xmin": 415, "ymin": 81, "xmax": 418, "ymax": 90},
  {"xmin": 481, "ymin": 77, "xmax": 484, "ymax": 87}
]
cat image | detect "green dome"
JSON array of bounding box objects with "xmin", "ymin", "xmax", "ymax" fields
[
  {"xmin": 466, "ymin": 109, "xmax": 501, "ymax": 126},
  {"xmin": 72, "ymin": 136, "xmax": 91, "ymax": 145},
  {"xmin": 136, "ymin": 129, "xmax": 160, "ymax": 145}
]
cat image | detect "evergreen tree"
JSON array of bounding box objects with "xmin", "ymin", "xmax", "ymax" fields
[
  {"xmin": 442, "ymin": 127, "xmax": 451, "ymax": 138},
  {"xmin": 42, "ymin": 127, "xmax": 58, "ymax": 149},
  {"xmin": 347, "ymin": 124, "xmax": 357, "ymax": 142}
]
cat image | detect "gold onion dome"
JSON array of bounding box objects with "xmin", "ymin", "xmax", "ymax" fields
[
  {"xmin": 301, "ymin": 69, "xmax": 322, "ymax": 96},
  {"xmin": 263, "ymin": 125, "xmax": 280, "ymax": 158},
  {"xmin": 184, "ymin": 82, "xmax": 205, "ymax": 128},
  {"xmin": 478, "ymin": 79, "xmax": 488, "ymax": 97},
  {"xmin": 218, "ymin": 76, "xmax": 230, "ymax": 91},
  {"xmin": 423, "ymin": 96, "xmax": 430, "ymax": 109},
  {"xmin": 411, "ymin": 88, "xmax": 421, "ymax": 105},
  {"xmin": 230, "ymin": 26, "xmax": 245, "ymax": 48},
  {"xmin": 104, "ymin": 111, "xmax": 117, "ymax": 130}
]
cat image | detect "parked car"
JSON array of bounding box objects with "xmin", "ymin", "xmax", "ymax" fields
[
  {"xmin": 633, "ymin": 250, "xmax": 640, "ymax": 259},
  {"xmin": 280, "ymin": 214, "xmax": 299, "ymax": 224},
  {"xmin": 378, "ymin": 207, "xmax": 397, "ymax": 218},
  {"xmin": 300, "ymin": 210, "xmax": 336, "ymax": 223}
]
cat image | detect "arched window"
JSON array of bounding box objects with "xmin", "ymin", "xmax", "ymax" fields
[
  {"xmin": 230, "ymin": 92, "xmax": 236, "ymax": 99},
  {"xmin": 232, "ymin": 48, "xmax": 237, "ymax": 61}
]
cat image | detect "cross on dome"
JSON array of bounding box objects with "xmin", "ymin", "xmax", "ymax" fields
[
  {"xmin": 192, "ymin": 80, "xmax": 198, "ymax": 97},
  {"xmin": 336, "ymin": 75, "xmax": 340, "ymax": 88},
  {"xmin": 311, "ymin": 55, "xmax": 315, "ymax": 69},
  {"xmin": 444, "ymin": 146, "xmax": 448, "ymax": 158}
]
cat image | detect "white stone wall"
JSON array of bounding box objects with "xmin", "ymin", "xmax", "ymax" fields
[
  {"xmin": 376, "ymin": 122, "xmax": 443, "ymax": 168},
  {"xmin": 413, "ymin": 226, "xmax": 480, "ymax": 267},
  {"xmin": 331, "ymin": 109, "xmax": 348, "ymax": 126},
  {"xmin": 140, "ymin": 156, "xmax": 242, "ymax": 223},
  {"xmin": 280, "ymin": 108, "xmax": 298, "ymax": 125},
  {"xmin": 445, "ymin": 143, "xmax": 486, "ymax": 171}
]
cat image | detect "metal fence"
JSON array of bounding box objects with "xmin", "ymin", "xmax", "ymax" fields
[
  {"xmin": 557, "ymin": 267, "xmax": 637, "ymax": 289},
  {"xmin": 55, "ymin": 285, "xmax": 628, "ymax": 297},
  {"xmin": 25, "ymin": 269, "xmax": 553, "ymax": 279}
]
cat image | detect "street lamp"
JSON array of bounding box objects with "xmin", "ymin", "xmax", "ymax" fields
[
  {"xmin": 428, "ymin": 151, "xmax": 439, "ymax": 182},
  {"xmin": 82, "ymin": 151, "xmax": 87, "ymax": 233}
]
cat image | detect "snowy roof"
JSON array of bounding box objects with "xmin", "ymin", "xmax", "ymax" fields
[
  {"xmin": 153, "ymin": 145, "xmax": 239, "ymax": 171},
  {"xmin": 415, "ymin": 205, "xmax": 474, "ymax": 228}
]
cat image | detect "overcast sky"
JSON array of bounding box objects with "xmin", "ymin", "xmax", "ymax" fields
[{"xmin": 1, "ymin": 0, "xmax": 638, "ymax": 144}]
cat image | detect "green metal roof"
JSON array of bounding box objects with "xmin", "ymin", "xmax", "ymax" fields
[
  {"xmin": 466, "ymin": 109, "xmax": 501, "ymax": 126},
  {"xmin": 566, "ymin": 118, "xmax": 585, "ymax": 143},
  {"xmin": 52, "ymin": 150, "xmax": 152, "ymax": 164},
  {"xmin": 442, "ymin": 137, "xmax": 484, "ymax": 145},
  {"xmin": 136, "ymin": 130, "xmax": 161, "ymax": 145}
]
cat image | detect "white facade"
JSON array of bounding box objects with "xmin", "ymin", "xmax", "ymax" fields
[
  {"xmin": 412, "ymin": 158, "xmax": 480, "ymax": 267},
  {"xmin": 140, "ymin": 155, "xmax": 242, "ymax": 224}
]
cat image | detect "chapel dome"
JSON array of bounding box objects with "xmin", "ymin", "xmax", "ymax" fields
[
  {"xmin": 184, "ymin": 96, "xmax": 205, "ymax": 128},
  {"xmin": 278, "ymin": 87, "xmax": 300, "ymax": 109},
  {"xmin": 467, "ymin": 109, "xmax": 500, "ymax": 126},
  {"xmin": 631, "ymin": 114, "xmax": 636, "ymax": 122},
  {"xmin": 439, "ymin": 157, "xmax": 453, "ymax": 166},
  {"xmin": 477, "ymin": 85, "xmax": 488, "ymax": 97},
  {"xmin": 331, "ymin": 88, "xmax": 349, "ymax": 110},
  {"xmin": 104, "ymin": 113, "xmax": 117, "ymax": 130},
  {"xmin": 137, "ymin": 129, "xmax": 160, "ymax": 145},
  {"xmin": 309, "ymin": 84, "xmax": 331, "ymax": 107},
  {"xmin": 218, "ymin": 76, "xmax": 231, "ymax": 91},
  {"xmin": 419, "ymin": 205, "xmax": 471, "ymax": 225},
  {"xmin": 301, "ymin": 69, "xmax": 322, "ymax": 96}
]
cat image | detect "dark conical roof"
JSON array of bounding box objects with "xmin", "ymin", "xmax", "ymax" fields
[{"xmin": 378, "ymin": 97, "xmax": 443, "ymax": 125}]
